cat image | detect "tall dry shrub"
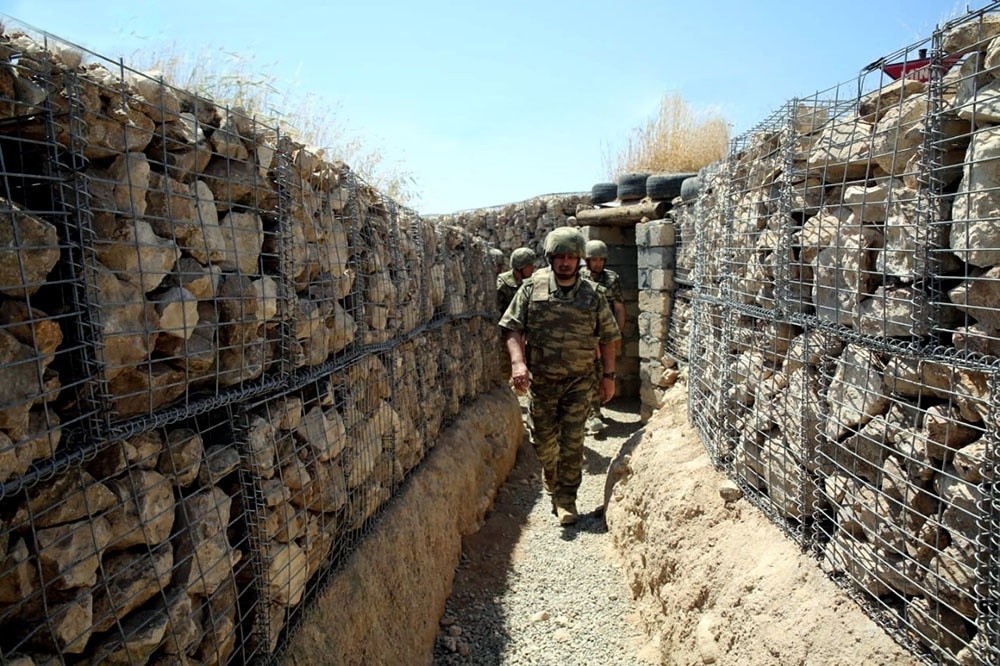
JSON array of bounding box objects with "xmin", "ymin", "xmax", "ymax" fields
[
  {"xmin": 136, "ymin": 48, "xmax": 416, "ymax": 203},
  {"xmin": 606, "ymin": 93, "xmax": 729, "ymax": 178}
]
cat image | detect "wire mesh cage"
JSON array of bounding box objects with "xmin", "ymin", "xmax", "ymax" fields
[
  {"xmin": 927, "ymin": 10, "xmax": 1000, "ymax": 366},
  {"xmin": 281, "ymin": 147, "xmax": 360, "ymax": 371},
  {"xmin": 73, "ymin": 63, "xmax": 290, "ymax": 424},
  {"xmin": 0, "ymin": 29, "xmax": 110, "ymax": 498},
  {"xmin": 0, "ymin": 410, "xmax": 259, "ymax": 664},
  {"xmin": 722, "ymin": 308, "xmax": 820, "ymax": 544},
  {"xmin": 725, "ymin": 105, "xmax": 797, "ymax": 314},
  {"xmin": 811, "ymin": 341, "xmax": 994, "ymax": 663}
]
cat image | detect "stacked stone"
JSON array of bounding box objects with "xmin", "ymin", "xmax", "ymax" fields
[
  {"xmin": 433, "ymin": 194, "xmax": 587, "ymax": 258},
  {"xmin": 0, "ymin": 201, "xmax": 73, "ymax": 483},
  {"xmin": 0, "ymin": 24, "xmax": 504, "ymax": 666},
  {"xmin": 0, "ymin": 421, "xmax": 252, "ymax": 663},
  {"xmin": 682, "ymin": 15, "xmax": 1000, "ymax": 663}
]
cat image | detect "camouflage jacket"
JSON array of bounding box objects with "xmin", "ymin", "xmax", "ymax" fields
[
  {"xmin": 499, "ymin": 267, "xmax": 621, "ymax": 379},
  {"xmin": 582, "ymin": 268, "xmax": 623, "ymax": 307},
  {"xmin": 496, "ymin": 270, "xmax": 521, "ymax": 314}
]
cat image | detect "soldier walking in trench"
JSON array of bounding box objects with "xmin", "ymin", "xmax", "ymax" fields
[
  {"xmin": 496, "ymin": 247, "xmax": 537, "ymax": 313},
  {"xmin": 499, "ymin": 227, "xmax": 620, "ymax": 525},
  {"xmin": 581, "ymin": 239, "xmax": 626, "ymax": 435}
]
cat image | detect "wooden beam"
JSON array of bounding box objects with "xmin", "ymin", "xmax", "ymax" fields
[{"xmin": 574, "ymin": 201, "xmax": 668, "ymax": 226}]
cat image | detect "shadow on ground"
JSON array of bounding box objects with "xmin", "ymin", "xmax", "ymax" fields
[{"xmin": 434, "ymin": 397, "xmax": 644, "ymax": 662}]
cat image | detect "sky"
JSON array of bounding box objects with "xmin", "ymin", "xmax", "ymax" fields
[{"xmin": 1, "ymin": 0, "xmax": 990, "ymax": 214}]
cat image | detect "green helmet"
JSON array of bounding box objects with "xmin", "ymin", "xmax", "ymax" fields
[
  {"xmin": 543, "ymin": 226, "xmax": 585, "ymax": 260},
  {"xmin": 510, "ymin": 247, "xmax": 536, "ymax": 270},
  {"xmin": 585, "ymin": 240, "xmax": 608, "ymax": 259}
]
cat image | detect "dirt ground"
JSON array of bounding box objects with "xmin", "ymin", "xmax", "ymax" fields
[
  {"xmin": 604, "ymin": 378, "xmax": 920, "ymax": 666},
  {"xmin": 444, "ymin": 378, "xmax": 922, "ymax": 665}
]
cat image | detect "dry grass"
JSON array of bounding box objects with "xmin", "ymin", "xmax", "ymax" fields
[
  {"xmin": 605, "ymin": 93, "xmax": 730, "ymax": 179},
  {"xmin": 133, "ymin": 47, "xmax": 416, "ymax": 203}
]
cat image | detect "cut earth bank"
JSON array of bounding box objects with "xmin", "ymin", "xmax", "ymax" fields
[
  {"xmin": 605, "ymin": 378, "xmax": 919, "ymax": 665},
  {"xmin": 281, "ymin": 379, "xmax": 920, "ymax": 665}
]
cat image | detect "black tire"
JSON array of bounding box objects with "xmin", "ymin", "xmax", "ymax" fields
[
  {"xmin": 591, "ymin": 182, "xmax": 617, "ymax": 204},
  {"xmin": 680, "ymin": 176, "xmax": 702, "ymax": 203},
  {"xmin": 617, "ymin": 172, "xmax": 650, "ymax": 201},
  {"xmin": 646, "ymin": 172, "xmax": 696, "ymax": 201}
]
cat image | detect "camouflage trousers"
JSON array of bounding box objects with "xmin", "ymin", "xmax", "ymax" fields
[
  {"xmin": 590, "ymin": 357, "xmax": 603, "ymax": 414},
  {"xmin": 528, "ymin": 373, "xmax": 594, "ymax": 507}
]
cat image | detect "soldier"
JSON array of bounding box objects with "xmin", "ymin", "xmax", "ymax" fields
[
  {"xmin": 496, "ymin": 247, "xmax": 537, "ymax": 313},
  {"xmin": 499, "ymin": 227, "xmax": 621, "ymax": 525},
  {"xmin": 487, "ymin": 247, "xmax": 505, "ymax": 275},
  {"xmin": 582, "ymin": 239, "xmax": 626, "ymax": 435}
]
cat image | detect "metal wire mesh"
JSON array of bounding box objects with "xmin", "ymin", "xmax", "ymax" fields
[
  {"xmin": 0, "ymin": 19, "xmax": 508, "ymax": 665},
  {"xmin": 682, "ymin": 5, "xmax": 1000, "ymax": 663},
  {"xmin": 0, "ymin": 43, "xmax": 101, "ymax": 498},
  {"xmin": 0, "ymin": 411, "xmax": 260, "ymax": 663}
]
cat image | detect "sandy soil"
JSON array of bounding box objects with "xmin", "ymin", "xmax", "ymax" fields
[{"xmin": 604, "ymin": 379, "xmax": 921, "ymax": 666}]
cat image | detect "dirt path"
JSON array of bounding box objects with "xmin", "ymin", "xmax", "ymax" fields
[
  {"xmin": 434, "ymin": 382, "xmax": 921, "ymax": 665},
  {"xmin": 433, "ymin": 397, "xmax": 654, "ymax": 665}
]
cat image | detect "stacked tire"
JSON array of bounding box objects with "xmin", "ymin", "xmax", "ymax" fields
[
  {"xmin": 679, "ymin": 176, "xmax": 702, "ymax": 203},
  {"xmin": 591, "ymin": 182, "xmax": 618, "ymax": 205},
  {"xmin": 646, "ymin": 172, "xmax": 697, "ymax": 201},
  {"xmin": 617, "ymin": 172, "xmax": 650, "ymax": 202}
]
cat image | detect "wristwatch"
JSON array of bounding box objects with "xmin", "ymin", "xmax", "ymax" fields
[{"xmin": 602, "ymin": 372, "xmax": 616, "ymax": 379}]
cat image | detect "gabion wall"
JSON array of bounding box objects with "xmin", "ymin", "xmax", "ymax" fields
[
  {"xmin": 680, "ymin": 5, "xmax": 1000, "ymax": 664},
  {"xmin": 0, "ymin": 23, "xmax": 502, "ymax": 664}
]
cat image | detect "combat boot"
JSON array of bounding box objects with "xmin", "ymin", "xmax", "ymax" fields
[
  {"xmin": 585, "ymin": 415, "xmax": 606, "ymax": 434},
  {"xmin": 555, "ymin": 502, "xmax": 578, "ymax": 526}
]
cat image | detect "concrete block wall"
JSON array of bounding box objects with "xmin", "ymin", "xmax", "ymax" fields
[{"xmin": 635, "ymin": 219, "xmax": 681, "ymax": 421}]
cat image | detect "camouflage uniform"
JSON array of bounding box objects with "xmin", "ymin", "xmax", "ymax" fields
[
  {"xmin": 496, "ymin": 270, "xmax": 522, "ymax": 314},
  {"xmin": 582, "ymin": 266, "xmax": 624, "ymax": 415},
  {"xmin": 499, "ymin": 266, "xmax": 620, "ymax": 509}
]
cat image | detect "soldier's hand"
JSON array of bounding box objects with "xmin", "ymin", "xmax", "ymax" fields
[
  {"xmin": 510, "ymin": 361, "xmax": 531, "ymax": 395},
  {"xmin": 599, "ymin": 376, "xmax": 616, "ymax": 404}
]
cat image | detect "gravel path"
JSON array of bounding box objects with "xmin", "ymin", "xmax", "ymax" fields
[{"xmin": 433, "ymin": 398, "xmax": 651, "ymax": 665}]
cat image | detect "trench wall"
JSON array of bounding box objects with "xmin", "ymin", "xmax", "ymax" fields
[
  {"xmin": 654, "ymin": 5, "xmax": 1000, "ymax": 664},
  {"xmin": 0, "ymin": 21, "xmax": 513, "ymax": 664}
]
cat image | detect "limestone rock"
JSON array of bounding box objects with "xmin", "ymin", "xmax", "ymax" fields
[{"xmin": 0, "ymin": 201, "xmax": 61, "ymax": 298}]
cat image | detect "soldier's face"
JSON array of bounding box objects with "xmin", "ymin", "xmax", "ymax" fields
[
  {"xmin": 551, "ymin": 254, "xmax": 579, "ymax": 281},
  {"xmin": 586, "ymin": 257, "xmax": 606, "ymax": 273},
  {"xmin": 520, "ymin": 265, "xmax": 536, "ymax": 279}
]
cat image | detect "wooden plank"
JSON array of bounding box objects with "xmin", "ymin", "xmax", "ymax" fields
[{"xmin": 574, "ymin": 201, "xmax": 667, "ymax": 226}]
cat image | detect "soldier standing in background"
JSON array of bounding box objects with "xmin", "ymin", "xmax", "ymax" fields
[
  {"xmin": 488, "ymin": 247, "xmax": 506, "ymax": 275},
  {"xmin": 496, "ymin": 247, "xmax": 537, "ymax": 313},
  {"xmin": 582, "ymin": 239, "xmax": 625, "ymax": 435},
  {"xmin": 499, "ymin": 227, "xmax": 620, "ymax": 525}
]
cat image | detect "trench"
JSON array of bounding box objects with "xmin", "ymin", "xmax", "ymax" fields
[{"xmin": 281, "ymin": 389, "xmax": 648, "ymax": 665}]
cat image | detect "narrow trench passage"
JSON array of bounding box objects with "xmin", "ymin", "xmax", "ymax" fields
[{"xmin": 432, "ymin": 398, "xmax": 653, "ymax": 665}]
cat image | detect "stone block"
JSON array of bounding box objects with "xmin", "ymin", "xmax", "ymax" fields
[
  {"xmin": 639, "ymin": 312, "xmax": 670, "ymax": 339},
  {"xmin": 639, "ymin": 269, "xmax": 674, "ymax": 292},
  {"xmin": 635, "ymin": 219, "xmax": 669, "ymax": 246},
  {"xmin": 638, "ymin": 246, "xmax": 676, "ymax": 271},
  {"xmin": 638, "ymin": 290, "xmax": 672, "ymax": 314},
  {"xmin": 646, "ymin": 222, "xmax": 676, "ymax": 247},
  {"xmin": 639, "ymin": 335, "xmax": 664, "ymax": 359}
]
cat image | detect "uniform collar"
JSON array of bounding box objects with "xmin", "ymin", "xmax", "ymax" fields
[{"xmin": 545, "ymin": 267, "xmax": 581, "ymax": 296}]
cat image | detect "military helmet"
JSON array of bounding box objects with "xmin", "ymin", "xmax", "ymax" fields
[
  {"xmin": 543, "ymin": 226, "xmax": 586, "ymax": 259},
  {"xmin": 487, "ymin": 247, "xmax": 504, "ymax": 264},
  {"xmin": 510, "ymin": 247, "xmax": 536, "ymax": 270},
  {"xmin": 585, "ymin": 239, "xmax": 608, "ymax": 259}
]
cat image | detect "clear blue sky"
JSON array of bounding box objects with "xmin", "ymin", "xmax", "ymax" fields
[{"xmin": 2, "ymin": 0, "xmax": 986, "ymax": 214}]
